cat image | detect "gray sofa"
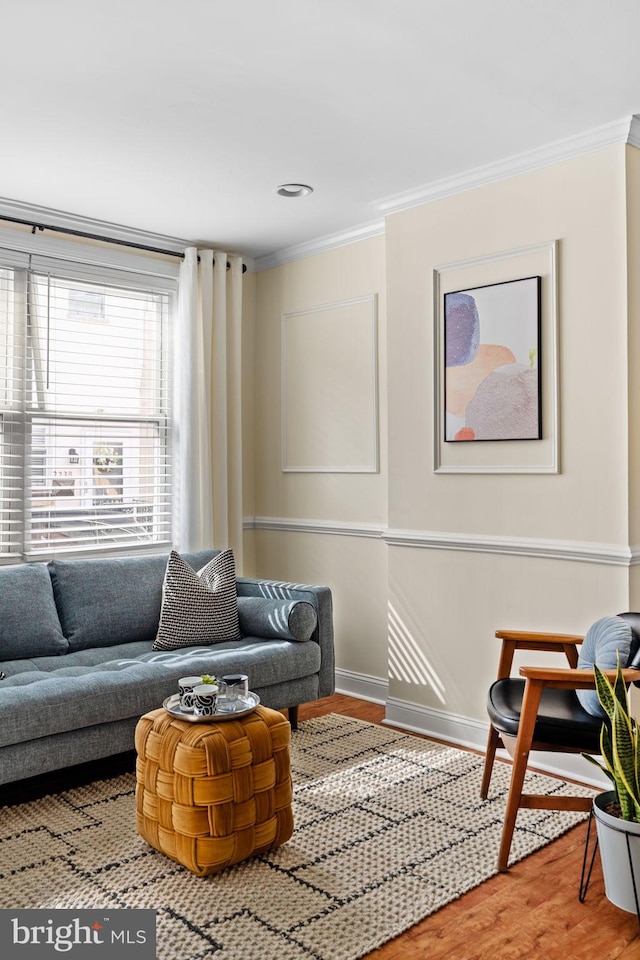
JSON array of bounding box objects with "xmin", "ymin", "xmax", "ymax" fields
[{"xmin": 0, "ymin": 550, "xmax": 334, "ymax": 786}]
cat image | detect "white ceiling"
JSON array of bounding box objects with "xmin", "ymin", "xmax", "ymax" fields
[{"xmin": 2, "ymin": 0, "xmax": 640, "ymax": 263}]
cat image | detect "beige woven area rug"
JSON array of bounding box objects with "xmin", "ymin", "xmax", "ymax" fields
[{"xmin": 0, "ymin": 713, "xmax": 590, "ymax": 960}]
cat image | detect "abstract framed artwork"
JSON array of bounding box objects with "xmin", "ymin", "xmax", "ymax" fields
[
  {"xmin": 444, "ymin": 276, "xmax": 541, "ymax": 442},
  {"xmin": 433, "ymin": 240, "xmax": 559, "ymax": 474}
]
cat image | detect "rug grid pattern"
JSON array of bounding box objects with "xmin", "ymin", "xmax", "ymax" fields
[{"xmin": 0, "ymin": 714, "xmax": 591, "ymax": 960}]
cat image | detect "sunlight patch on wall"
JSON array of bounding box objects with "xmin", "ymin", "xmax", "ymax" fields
[{"xmin": 387, "ymin": 602, "xmax": 446, "ymax": 703}]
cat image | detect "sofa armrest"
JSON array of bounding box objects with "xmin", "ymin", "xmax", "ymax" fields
[{"xmin": 236, "ymin": 577, "xmax": 335, "ymax": 699}]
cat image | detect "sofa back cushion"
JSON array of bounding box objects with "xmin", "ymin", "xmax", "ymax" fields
[
  {"xmin": 0, "ymin": 563, "xmax": 68, "ymax": 660},
  {"xmin": 49, "ymin": 550, "xmax": 220, "ymax": 651}
]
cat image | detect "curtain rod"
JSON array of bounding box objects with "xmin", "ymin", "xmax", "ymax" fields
[{"xmin": 0, "ymin": 213, "xmax": 247, "ymax": 273}]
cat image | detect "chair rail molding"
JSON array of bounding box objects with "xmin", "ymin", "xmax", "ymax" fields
[
  {"xmin": 248, "ymin": 516, "xmax": 386, "ymax": 539},
  {"xmin": 246, "ymin": 516, "xmax": 634, "ymax": 566},
  {"xmin": 383, "ymin": 528, "xmax": 632, "ymax": 566}
]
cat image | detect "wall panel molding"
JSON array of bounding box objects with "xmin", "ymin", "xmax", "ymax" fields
[
  {"xmin": 282, "ymin": 295, "xmax": 379, "ymax": 473},
  {"xmin": 245, "ymin": 515, "xmax": 635, "ymax": 566}
]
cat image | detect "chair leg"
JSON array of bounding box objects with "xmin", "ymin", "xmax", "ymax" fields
[
  {"xmin": 498, "ymin": 746, "xmax": 530, "ymax": 871},
  {"xmin": 497, "ymin": 678, "xmax": 543, "ymax": 872},
  {"xmin": 480, "ymin": 725, "xmax": 501, "ymax": 800}
]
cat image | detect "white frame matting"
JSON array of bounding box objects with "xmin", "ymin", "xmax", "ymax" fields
[{"xmin": 433, "ymin": 240, "xmax": 559, "ymax": 474}]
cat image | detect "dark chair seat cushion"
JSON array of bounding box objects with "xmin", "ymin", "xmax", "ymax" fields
[{"xmin": 487, "ymin": 678, "xmax": 603, "ymax": 752}]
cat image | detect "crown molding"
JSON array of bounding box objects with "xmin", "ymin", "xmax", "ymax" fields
[
  {"xmin": 0, "ymin": 196, "xmax": 191, "ymax": 255},
  {"xmin": 374, "ymin": 115, "xmax": 640, "ymax": 216},
  {"xmin": 255, "ymin": 116, "xmax": 640, "ymax": 270},
  {"xmin": 254, "ymin": 218, "xmax": 385, "ymax": 272},
  {"xmin": 628, "ymin": 115, "xmax": 640, "ymax": 150},
  {"xmin": 7, "ymin": 113, "xmax": 638, "ymax": 276}
]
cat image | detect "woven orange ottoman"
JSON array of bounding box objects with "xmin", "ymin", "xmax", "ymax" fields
[{"xmin": 135, "ymin": 704, "xmax": 293, "ymax": 876}]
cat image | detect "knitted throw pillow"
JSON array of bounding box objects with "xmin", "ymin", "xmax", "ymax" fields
[{"xmin": 152, "ymin": 549, "xmax": 241, "ymax": 650}]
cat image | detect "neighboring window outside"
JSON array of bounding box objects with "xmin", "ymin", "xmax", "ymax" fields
[
  {"xmin": 0, "ymin": 261, "xmax": 173, "ymax": 559},
  {"xmin": 67, "ymin": 287, "xmax": 106, "ymax": 321}
]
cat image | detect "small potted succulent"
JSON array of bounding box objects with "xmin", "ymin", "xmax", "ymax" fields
[{"xmin": 583, "ymin": 661, "xmax": 640, "ymax": 913}]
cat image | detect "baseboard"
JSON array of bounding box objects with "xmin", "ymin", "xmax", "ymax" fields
[
  {"xmin": 383, "ymin": 694, "xmax": 609, "ymax": 790},
  {"xmin": 334, "ymin": 672, "xmax": 609, "ymax": 788},
  {"xmin": 334, "ymin": 668, "xmax": 388, "ymax": 704}
]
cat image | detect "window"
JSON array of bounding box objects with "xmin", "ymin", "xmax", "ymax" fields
[{"xmin": 0, "ymin": 252, "xmax": 174, "ymax": 559}]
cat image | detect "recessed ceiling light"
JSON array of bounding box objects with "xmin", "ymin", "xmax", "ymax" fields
[{"xmin": 275, "ymin": 183, "xmax": 314, "ymax": 198}]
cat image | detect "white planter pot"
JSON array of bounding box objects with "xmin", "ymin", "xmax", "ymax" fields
[{"xmin": 594, "ymin": 790, "xmax": 640, "ymax": 914}]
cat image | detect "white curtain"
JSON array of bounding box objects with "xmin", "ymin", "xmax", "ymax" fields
[{"xmin": 173, "ymin": 247, "xmax": 244, "ymax": 569}]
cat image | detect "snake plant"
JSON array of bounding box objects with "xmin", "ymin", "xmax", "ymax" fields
[{"xmin": 583, "ymin": 659, "xmax": 640, "ymax": 821}]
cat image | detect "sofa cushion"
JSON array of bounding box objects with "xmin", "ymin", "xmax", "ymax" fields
[
  {"xmin": 0, "ymin": 563, "xmax": 67, "ymax": 660},
  {"xmin": 152, "ymin": 550, "xmax": 241, "ymax": 650},
  {"xmin": 0, "ymin": 638, "xmax": 321, "ymax": 748},
  {"xmin": 237, "ymin": 596, "xmax": 317, "ymax": 641},
  {"xmin": 49, "ymin": 550, "xmax": 219, "ymax": 651}
]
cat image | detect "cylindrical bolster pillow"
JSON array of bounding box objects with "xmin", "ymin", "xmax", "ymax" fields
[
  {"xmin": 237, "ymin": 597, "xmax": 318, "ymax": 642},
  {"xmin": 576, "ymin": 615, "xmax": 634, "ymax": 717}
]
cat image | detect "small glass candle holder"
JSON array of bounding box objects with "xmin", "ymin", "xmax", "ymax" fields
[{"xmin": 221, "ymin": 674, "xmax": 249, "ymax": 703}]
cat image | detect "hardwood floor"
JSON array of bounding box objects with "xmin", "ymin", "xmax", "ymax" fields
[{"xmin": 298, "ymin": 694, "xmax": 640, "ymax": 960}]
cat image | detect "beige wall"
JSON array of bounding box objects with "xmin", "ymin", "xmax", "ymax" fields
[
  {"xmin": 250, "ymin": 143, "xmax": 640, "ymax": 738},
  {"xmin": 241, "ymin": 269, "xmax": 257, "ymax": 574},
  {"xmin": 387, "ymin": 146, "xmax": 629, "ymax": 544},
  {"xmin": 385, "ymin": 144, "xmax": 633, "ymax": 719},
  {"xmin": 254, "ymin": 237, "xmax": 387, "ymax": 523},
  {"xmin": 253, "ymin": 530, "xmax": 388, "ymax": 680},
  {"xmin": 627, "ymin": 146, "xmax": 640, "ymax": 577},
  {"xmin": 252, "ymin": 236, "xmax": 388, "ymax": 679}
]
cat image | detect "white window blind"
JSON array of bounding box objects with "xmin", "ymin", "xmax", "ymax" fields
[{"xmin": 0, "ymin": 256, "xmax": 173, "ymax": 559}]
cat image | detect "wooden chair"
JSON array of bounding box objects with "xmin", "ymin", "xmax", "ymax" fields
[{"xmin": 481, "ymin": 614, "xmax": 640, "ymax": 872}]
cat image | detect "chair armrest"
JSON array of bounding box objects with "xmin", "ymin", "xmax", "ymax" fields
[
  {"xmin": 494, "ymin": 629, "xmax": 583, "ymax": 678},
  {"xmin": 496, "ymin": 630, "xmax": 584, "ymax": 646},
  {"xmin": 519, "ymin": 665, "xmax": 640, "ymax": 689}
]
